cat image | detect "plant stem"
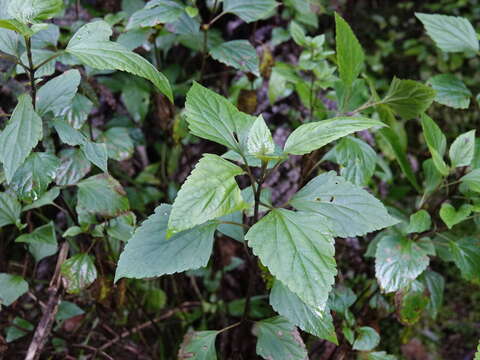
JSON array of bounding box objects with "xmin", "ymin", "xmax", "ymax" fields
[
  {"xmin": 25, "ymin": 37, "xmax": 37, "ymax": 109},
  {"xmin": 219, "ymin": 220, "xmax": 250, "ymax": 229},
  {"xmin": 33, "ymin": 52, "xmax": 62, "ymax": 72},
  {"xmin": 309, "ymin": 48, "xmax": 316, "ymax": 121},
  {"xmin": 199, "ymin": 25, "xmax": 209, "ymax": 82}
]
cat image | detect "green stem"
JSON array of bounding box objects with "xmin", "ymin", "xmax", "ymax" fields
[
  {"xmin": 25, "ymin": 37, "xmax": 37, "ymax": 109},
  {"xmin": 33, "ymin": 51, "xmax": 62, "ymax": 72}
]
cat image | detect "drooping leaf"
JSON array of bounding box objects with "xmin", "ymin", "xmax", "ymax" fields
[
  {"xmin": 223, "ymin": 0, "xmax": 278, "ymax": 23},
  {"xmin": 428, "ymin": 74, "xmax": 471, "ymax": 109},
  {"xmin": 382, "ymin": 78, "xmax": 436, "ymax": 120},
  {"xmin": 167, "ymin": 154, "xmax": 247, "ymax": 236},
  {"xmin": 36, "ymin": 70, "xmax": 81, "ymax": 117},
  {"xmin": 333, "ymin": 136, "xmax": 377, "ymax": 185},
  {"xmin": 23, "ymin": 187, "xmax": 60, "ymax": 211},
  {"xmin": 406, "ymin": 210, "xmax": 431, "ymax": 234},
  {"xmin": 416, "ymin": 13, "xmax": 479, "ymax": 53},
  {"xmin": 15, "ymin": 222, "xmax": 57, "ymax": 262},
  {"xmin": 284, "ymin": 117, "xmax": 384, "ymax": 155},
  {"xmin": 61, "ymin": 253, "xmax": 97, "ymax": 294},
  {"xmin": 127, "ymin": 0, "xmax": 184, "ymax": 30},
  {"xmin": 10, "ymin": 152, "xmax": 60, "ymax": 202},
  {"xmin": 210, "ymin": 40, "xmax": 259, "ymax": 76},
  {"xmin": 375, "ymin": 235, "xmax": 432, "ymax": 293},
  {"xmin": 76, "ymin": 174, "xmax": 129, "ymax": 225},
  {"xmin": 254, "ymin": 316, "xmax": 308, "ymax": 360},
  {"xmin": 449, "ymin": 130, "xmax": 475, "ymax": 168},
  {"xmin": 0, "ymin": 192, "xmax": 21, "ymax": 228},
  {"xmin": 419, "ymin": 270, "xmax": 444, "ymax": 319},
  {"xmin": 461, "ymin": 169, "xmax": 480, "ymax": 193},
  {"xmin": 0, "ymin": 273, "xmax": 28, "ymax": 306},
  {"xmin": 185, "ymin": 82, "xmax": 255, "ymax": 153},
  {"xmin": 420, "ymin": 114, "xmax": 449, "ymax": 175},
  {"xmin": 0, "ymin": 94, "xmax": 42, "ymax": 183},
  {"xmin": 439, "ymin": 203, "xmax": 472, "ymax": 229},
  {"xmin": 81, "ymin": 141, "xmax": 108, "ymax": 173},
  {"xmin": 290, "ymin": 171, "xmax": 398, "ymax": 238},
  {"xmin": 178, "ymin": 330, "xmax": 219, "ymax": 360},
  {"xmin": 353, "ymin": 326, "xmax": 380, "ymax": 351},
  {"xmin": 66, "ymin": 21, "xmax": 172, "ymax": 101},
  {"xmin": 246, "ymin": 208, "xmax": 336, "ymax": 311},
  {"xmin": 334, "ymin": 13, "xmax": 364, "ymax": 88},
  {"xmin": 115, "ymin": 204, "xmax": 217, "ymax": 281},
  {"xmin": 449, "ymin": 237, "xmax": 480, "ymax": 282},
  {"xmin": 270, "ymin": 280, "xmax": 338, "ymax": 344},
  {"xmin": 7, "ymin": 0, "xmax": 63, "ymax": 23},
  {"xmin": 423, "ymin": 158, "xmax": 443, "ymax": 194},
  {"xmin": 55, "ymin": 149, "xmax": 91, "ymax": 186}
]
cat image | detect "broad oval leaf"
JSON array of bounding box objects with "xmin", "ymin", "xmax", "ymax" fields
[
  {"xmin": 0, "ymin": 94, "xmax": 42, "ymax": 183},
  {"xmin": 290, "ymin": 171, "xmax": 398, "ymax": 238},
  {"xmin": 428, "ymin": 74, "xmax": 471, "ymax": 109},
  {"xmin": 55, "ymin": 148, "xmax": 91, "ymax": 186},
  {"xmin": 178, "ymin": 330, "xmax": 219, "ymax": 360},
  {"xmin": 223, "ymin": 0, "xmax": 278, "ymax": 23},
  {"xmin": 335, "ymin": 13, "xmax": 364, "ymax": 88},
  {"xmin": 115, "ymin": 204, "xmax": 217, "ymax": 281},
  {"xmin": 449, "ymin": 237, "xmax": 480, "ymax": 283},
  {"xmin": 36, "ymin": 70, "xmax": 81, "ymax": 117},
  {"xmin": 461, "ymin": 168, "xmax": 480, "ymax": 193},
  {"xmin": 60, "ymin": 253, "xmax": 97, "ymax": 294},
  {"xmin": 167, "ymin": 154, "xmax": 247, "ymax": 236},
  {"xmin": 420, "ymin": 114, "xmax": 449, "ymax": 175},
  {"xmin": 210, "ymin": 40, "xmax": 259, "ymax": 76},
  {"xmin": 246, "ymin": 208, "xmax": 336, "ymax": 311},
  {"xmin": 81, "ymin": 141, "xmax": 108, "ymax": 173},
  {"xmin": 0, "ymin": 273, "xmax": 28, "ymax": 306},
  {"xmin": 127, "ymin": 0, "xmax": 184, "ymax": 30},
  {"xmin": 8, "ymin": 0, "xmax": 63, "ymax": 23},
  {"xmin": 449, "ymin": 130, "xmax": 475, "ymax": 168},
  {"xmin": 284, "ymin": 117, "xmax": 384, "ymax": 156},
  {"xmin": 247, "ymin": 115, "xmax": 275, "ymax": 157},
  {"xmin": 270, "ymin": 280, "xmax": 338, "ymax": 344},
  {"xmin": 0, "ymin": 192, "xmax": 22, "ymax": 228},
  {"xmin": 416, "ymin": 13, "xmax": 479, "ymax": 53},
  {"xmin": 352, "ymin": 326, "xmax": 380, "ymax": 351},
  {"xmin": 66, "ymin": 21, "xmax": 172, "ymax": 101},
  {"xmin": 254, "ymin": 316, "xmax": 308, "ymax": 360},
  {"xmin": 15, "ymin": 222, "xmax": 57, "ymax": 262},
  {"xmin": 375, "ymin": 235, "xmax": 432, "ymax": 293},
  {"xmin": 185, "ymin": 82, "xmax": 255, "ymax": 152}
]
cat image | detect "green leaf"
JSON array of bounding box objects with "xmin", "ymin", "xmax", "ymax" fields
[
  {"xmin": 0, "ymin": 94, "xmax": 42, "ymax": 183},
  {"xmin": 167, "ymin": 154, "xmax": 247, "ymax": 236},
  {"xmin": 439, "ymin": 203, "xmax": 472, "ymax": 229},
  {"xmin": 0, "ymin": 19, "xmax": 34, "ymax": 37},
  {"xmin": 406, "ymin": 210, "xmax": 431, "ymax": 234},
  {"xmin": 5, "ymin": 317, "xmax": 33, "ymax": 342},
  {"xmin": 56, "ymin": 301, "xmax": 84, "ymax": 323},
  {"xmin": 61, "ymin": 253, "xmax": 97, "ymax": 294},
  {"xmin": 18, "ymin": 48, "xmax": 56, "ymax": 77},
  {"xmin": 76, "ymin": 174, "xmax": 129, "ymax": 225},
  {"xmin": 115, "ymin": 204, "xmax": 217, "ymax": 281},
  {"xmin": 461, "ymin": 169, "xmax": 480, "ymax": 193},
  {"xmin": 334, "ymin": 136, "xmax": 377, "ymax": 185},
  {"xmin": 382, "ymin": 78, "xmax": 436, "ymax": 120},
  {"xmin": 223, "ymin": 0, "xmax": 278, "ymax": 23},
  {"xmin": 178, "ymin": 330, "xmax": 218, "ymax": 360},
  {"xmin": 0, "ymin": 28, "xmax": 19, "ymax": 55},
  {"xmin": 284, "ymin": 117, "xmax": 384, "ymax": 155},
  {"xmin": 52, "ymin": 119, "xmax": 86, "ymax": 146},
  {"xmin": 270, "ymin": 280, "xmax": 338, "ymax": 344},
  {"xmin": 290, "ymin": 171, "xmax": 398, "ymax": 238},
  {"xmin": 66, "ymin": 21, "xmax": 172, "ymax": 101},
  {"xmin": 375, "ymin": 235, "xmax": 431, "ymax": 293},
  {"xmin": 210, "ymin": 40, "xmax": 259, "ymax": 76},
  {"xmin": 10, "ymin": 152, "xmax": 60, "ymax": 202},
  {"xmin": 0, "ymin": 192, "xmax": 21, "ymax": 228},
  {"xmin": 61, "ymin": 94, "xmax": 93, "ymax": 129},
  {"xmin": 254, "ymin": 316, "xmax": 308, "ymax": 360},
  {"xmin": 127, "ymin": 0, "xmax": 184, "ymax": 30},
  {"xmin": 246, "ymin": 208, "xmax": 336, "ymax": 311},
  {"xmin": 36, "ymin": 70, "xmax": 81, "ymax": 117},
  {"xmin": 353, "ymin": 326, "xmax": 380, "ymax": 351},
  {"xmin": 185, "ymin": 82, "xmax": 255, "ymax": 153},
  {"xmin": 328, "ymin": 286, "xmax": 357, "ymax": 314},
  {"xmin": 7, "ymin": 0, "xmax": 63, "ymax": 23},
  {"xmin": 397, "ymin": 282, "xmax": 429, "ymax": 325},
  {"xmin": 81, "ymin": 141, "xmax": 108, "ymax": 173},
  {"xmin": 363, "ymin": 351, "xmax": 398, "ymax": 360},
  {"xmin": 289, "ymin": 21, "xmax": 307, "ymax": 46},
  {"xmin": 0, "ymin": 273, "xmax": 28, "ymax": 306},
  {"xmin": 420, "ymin": 114, "xmax": 449, "ymax": 175},
  {"xmin": 15, "ymin": 222, "xmax": 57, "ymax": 262},
  {"xmin": 23, "ymin": 187, "xmax": 60, "ymax": 211},
  {"xmin": 334, "ymin": 13, "xmax": 364, "ymax": 88},
  {"xmin": 449, "ymin": 130, "xmax": 476, "ymax": 168},
  {"xmin": 419, "ymin": 270, "xmax": 444, "ymax": 320},
  {"xmin": 415, "ymin": 13, "xmax": 479, "ymax": 53},
  {"xmin": 217, "ymin": 211, "xmax": 244, "ymax": 242},
  {"xmin": 246, "ymin": 115, "xmax": 275, "ymax": 158},
  {"xmin": 102, "ymin": 127, "xmax": 134, "ymax": 161},
  {"xmin": 423, "ymin": 158, "xmax": 442, "ymax": 194},
  {"xmin": 55, "ymin": 148, "xmax": 91, "ymax": 186},
  {"xmin": 449, "ymin": 237, "xmax": 480, "ymax": 282},
  {"xmin": 428, "ymin": 74, "xmax": 471, "ymax": 109}
]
